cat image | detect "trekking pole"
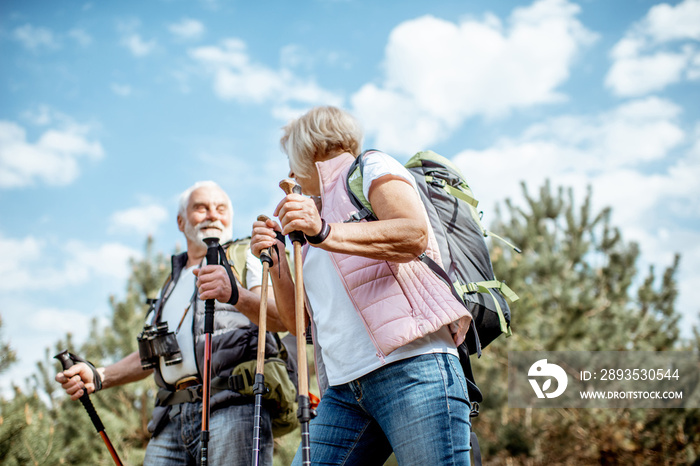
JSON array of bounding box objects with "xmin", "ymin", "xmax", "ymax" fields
[
  {"xmin": 252, "ymin": 214, "xmax": 273, "ymax": 466},
  {"xmin": 279, "ymin": 179, "xmax": 312, "ymax": 466},
  {"xmin": 54, "ymin": 350, "xmax": 124, "ymax": 466},
  {"xmin": 200, "ymin": 237, "xmax": 220, "ymax": 466}
]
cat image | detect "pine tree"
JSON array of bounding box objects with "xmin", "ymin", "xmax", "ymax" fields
[
  {"xmin": 0, "ymin": 238, "xmax": 169, "ymax": 465},
  {"xmin": 70, "ymin": 236, "xmax": 170, "ymax": 464},
  {"xmin": 475, "ymin": 180, "xmax": 699, "ymax": 464},
  {"xmin": 0, "ymin": 315, "xmax": 17, "ymax": 375}
]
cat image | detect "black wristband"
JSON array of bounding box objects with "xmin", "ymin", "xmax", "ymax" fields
[{"xmin": 305, "ymin": 218, "xmax": 331, "ymax": 244}]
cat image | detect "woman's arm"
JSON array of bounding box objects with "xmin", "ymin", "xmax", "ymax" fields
[{"xmin": 276, "ymin": 176, "xmax": 429, "ymax": 263}]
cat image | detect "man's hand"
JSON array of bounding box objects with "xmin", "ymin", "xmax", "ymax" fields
[
  {"xmin": 194, "ymin": 265, "xmax": 233, "ymax": 302},
  {"xmin": 55, "ymin": 362, "xmax": 95, "ymax": 401}
]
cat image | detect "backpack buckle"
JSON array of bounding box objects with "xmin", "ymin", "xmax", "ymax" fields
[
  {"xmin": 465, "ymin": 282, "xmax": 479, "ymax": 293},
  {"xmin": 470, "ymin": 401, "xmax": 480, "ymax": 418},
  {"xmin": 429, "ymin": 176, "xmax": 447, "ymax": 188},
  {"xmin": 187, "ymin": 386, "xmax": 202, "ymax": 403},
  {"xmin": 345, "ymin": 211, "xmax": 363, "ymax": 223}
]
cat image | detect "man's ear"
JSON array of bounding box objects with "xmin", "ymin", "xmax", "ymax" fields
[{"xmin": 177, "ymin": 215, "xmax": 185, "ymax": 233}]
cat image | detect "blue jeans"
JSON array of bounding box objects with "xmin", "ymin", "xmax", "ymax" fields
[
  {"xmin": 143, "ymin": 401, "xmax": 273, "ymax": 466},
  {"xmin": 292, "ymin": 353, "xmax": 471, "ymax": 466}
]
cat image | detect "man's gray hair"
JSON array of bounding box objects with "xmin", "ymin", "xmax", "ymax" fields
[{"xmin": 177, "ymin": 180, "xmax": 234, "ymax": 222}]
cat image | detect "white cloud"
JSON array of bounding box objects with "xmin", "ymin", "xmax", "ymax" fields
[
  {"xmin": 605, "ymin": 0, "xmax": 700, "ymax": 97},
  {"xmin": 111, "ymin": 83, "xmax": 132, "ymax": 96},
  {"xmin": 21, "ymin": 105, "xmax": 54, "ymax": 126},
  {"xmin": 0, "ymin": 117, "xmax": 104, "ymax": 188},
  {"xmin": 0, "ymin": 232, "xmax": 141, "ymax": 292},
  {"xmin": 351, "ymin": 0, "xmax": 597, "ymax": 154},
  {"xmin": 169, "ymin": 18, "xmax": 205, "ymax": 39},
  {"xmin": 1, "ymin": 305, "xmax": 100, "ymax": 396},
  {"xmin": 189, "ymin": 38, "xmax": 343, "ymax": 111},
  {"xmin": 520, "ymin": 97, "xmax": 685, "ymax": 169},
  {"xmin": 31, "ymin": 308, "xmax": 93, "ymax": 336},
  {"xmin": 643, "ymin": 0, "xmax": 700, "ymax": 43},
  {"xmin": 453, "ymin": 97, "xmax": 688, "ymax": 220},
  {"xmin": 108, "ymin": 204, "xmax": 169, "ymax": 235},
  {"xmin": 450, "ymin": 98, "xmax": 699, "ymax": 334},
  {"xmin": 689, "ymin": 52, "xmax": 700, "ymax": 79},
  {"xmin": 68, "ymin": 28, "xmax": 92, "ymax": 47},
  {"xmin": 122, "ymin": 34, "xmax": 157, "ymax": 57},
  {"xmin": 64, "ymin": 241, "xmax": 141, "ymax": 283},
  {"xmin": 0, "ymin": 235, "xmax": 42, "ymax": 276},
  {"xmin": 13, "ymin": 24, "xmax": 58, "ymax": 50}
]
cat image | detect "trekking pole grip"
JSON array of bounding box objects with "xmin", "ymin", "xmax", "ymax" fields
[
  {"xmin": 257, "ymin": 215, "xmax": 274, "ymax": 267},
  {"xmin": 202, "ymin": 237, "xmax": 220, "ymax": 334},
  {"xmin": 279, "ymin": 179, "xmax": 306, "ymax": 246},
  {"xmin": 55, "ymin": 350, "xmax": 105, "ymax": 433}
]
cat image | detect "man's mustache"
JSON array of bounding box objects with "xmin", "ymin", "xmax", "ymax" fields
[{"xmin": 195, "ymin": 220, "xmax": 225, "ymax": 232}]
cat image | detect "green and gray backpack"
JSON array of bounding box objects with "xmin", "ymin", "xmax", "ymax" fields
[{"xmin": 346, "ymin": 150, "xmax": 520, "ymax": 359}]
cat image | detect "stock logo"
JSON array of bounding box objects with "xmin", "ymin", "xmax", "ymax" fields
[{"xmin": 528, "ymin": 359, "xmax": 568, "ymax": 399}]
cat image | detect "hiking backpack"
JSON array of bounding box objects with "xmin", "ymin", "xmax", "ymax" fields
[{"xmin": 346, "ymin": 150, "xmax": 520, "ymax": 359}]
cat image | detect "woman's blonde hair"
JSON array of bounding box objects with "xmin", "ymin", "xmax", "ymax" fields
[{"xmin": 280, "ymin": 106, "xmax": 363, "ymax": 179}]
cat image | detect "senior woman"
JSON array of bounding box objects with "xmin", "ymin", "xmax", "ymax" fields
[{"xmin": 251, "ymin": 106, "xmax": 473, "ymax": 465}]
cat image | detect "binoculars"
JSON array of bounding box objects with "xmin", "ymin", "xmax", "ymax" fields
[{"xmin": 137, "ymin": 322, "xmax": 183, "ymax": 369}]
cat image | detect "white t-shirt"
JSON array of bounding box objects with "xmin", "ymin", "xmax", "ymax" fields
[
  {"xmin": 304, "ymin": 151, "xmax": 457, "ymax": 386},
  {"xmin": 159, "ymin": 249, "xmax": 263, "ymax": 385}
]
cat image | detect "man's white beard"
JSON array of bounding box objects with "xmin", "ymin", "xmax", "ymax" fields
[{"xmin": 184, "ymin": 219, "xmax": 233, "ymax": 248}]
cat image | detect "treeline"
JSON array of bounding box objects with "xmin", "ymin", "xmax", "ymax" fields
[{"xmin": 0, "ymin": 181, "xmax": 698, "ymax": 465}]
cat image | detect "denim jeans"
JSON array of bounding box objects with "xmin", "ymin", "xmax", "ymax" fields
[
  {"xmin": 143, "ymin": 400, "xmax": 273, "ymax": 466},
  {"xmin": 292, "ymin": 353, "xmax": 471, "ymax": 466}
]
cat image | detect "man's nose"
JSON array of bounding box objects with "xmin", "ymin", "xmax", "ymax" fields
[{"xmin": 206, "ymin": 206, "xmax": 220, "ymax": 221}]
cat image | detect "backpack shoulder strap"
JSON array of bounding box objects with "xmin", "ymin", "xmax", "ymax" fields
[
  {"xmin": 225, "ymin": 237, "xmax": 249, "ymax": 289},
  {"xmin": 346, "ymin": 150, "xmax": 378, "ymax": 222}
]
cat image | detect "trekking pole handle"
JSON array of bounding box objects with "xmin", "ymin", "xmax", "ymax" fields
[
  {"xmin": 204, "ymin": 237, "xmax": 220, "ymax": 269},
  {"xmin": 202, "ymin": 237, "xmax": 220, "ymax": 334},
  {"xmin": 279, "ymin": 179, "xmax": 306, "ymax": 246},
  {"xmin": 256, "ymin": 215, "xmax": 273, "ymax": 266},
  {"xmin": 54, "ymin": 351, "xmax": 105, "ymax": 433},
  {"xmin": 279, "ymin": 179, "xmax": 301, "ymax": 196}
]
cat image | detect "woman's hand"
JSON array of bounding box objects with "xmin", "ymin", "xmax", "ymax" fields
[
  {"xmin": 251, "ymin": 216, "xmax": 286, "ymax": 265},
  {"xmin": 274, "ymin": 193, "xmax": 323, "ymax": 238},
  {"xmin": 449, "ymin": 316, "xmax": 471, "ymax": 346}
]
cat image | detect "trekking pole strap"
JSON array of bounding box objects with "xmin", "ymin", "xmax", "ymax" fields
[{"xmin": 484, "ymin": 230, "xmax": 522, "ymax": 254}]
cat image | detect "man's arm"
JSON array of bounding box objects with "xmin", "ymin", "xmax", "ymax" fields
[{"xmin": 55, "ymin": 351, "xmax": 152, "ymax": 401}]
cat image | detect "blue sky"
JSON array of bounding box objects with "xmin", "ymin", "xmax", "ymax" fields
[{"xmin": 1, "ymin": 0, "xmax": 699, "ymax": 395}]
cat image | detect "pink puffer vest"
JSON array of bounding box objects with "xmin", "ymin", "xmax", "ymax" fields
[{"xmin": 307, "ymin": 152, "xmax": 472, "ymax": 357}]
